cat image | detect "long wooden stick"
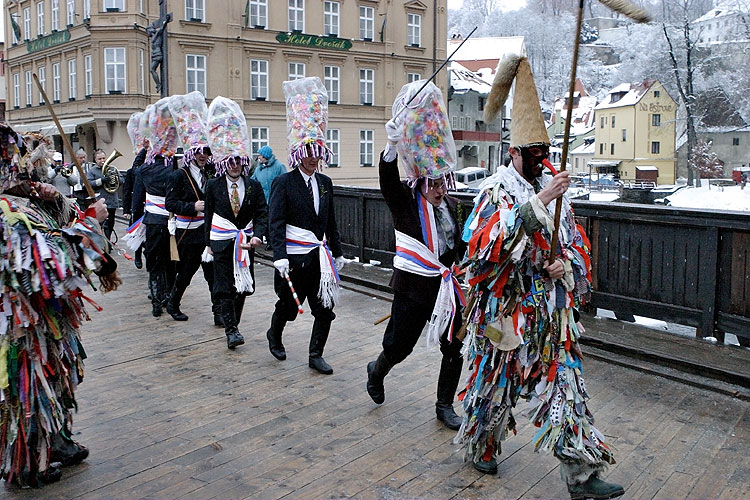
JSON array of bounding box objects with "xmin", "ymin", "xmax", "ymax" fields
[
  {"xmin": 548, "ymin": 0, "xmax": 584, "ymax": 265},
  {"xmin": 32, "ymin": 73, "xmax": 95, "ymax": 199}
]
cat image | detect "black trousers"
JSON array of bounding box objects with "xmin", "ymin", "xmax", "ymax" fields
[
  {"xmin": 144, "ymin": 224, "xmax": 175, "ymax": 285},
  {"xmin": 174, "ymin": 240, "xmax": 216, "ymax": 303},
  {"xmin": 212, "ymin": 248, "xmax": 254, "ymax": 301},
  {"xmin": 102, "ymin": 207, "xmax": 117, "ymax": 240},
  {"xmin": 382, "ymin": 291, "xmax": 463, "ymax": 365},
  {"xmin": 273, "ymin": 258, "xmax": 336, "ymax": 323}
]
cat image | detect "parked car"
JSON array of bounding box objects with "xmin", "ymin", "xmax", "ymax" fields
[{"xmin": 454, "ymin": 167, "xmax": 490, "ymax": 191}]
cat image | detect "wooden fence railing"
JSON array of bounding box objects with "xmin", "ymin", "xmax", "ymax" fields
[{"xmin": 333, "ymin": 186, "xmax": 750, "ymax": 343}]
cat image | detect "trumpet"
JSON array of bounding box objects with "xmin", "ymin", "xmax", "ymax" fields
[
  {"xmin": 58, "ymin": 164, "xmax": 74, "ymax": 177},
  {"xmin": 102, "ymin": 149, "xmax": 122, "ymax": 194}
]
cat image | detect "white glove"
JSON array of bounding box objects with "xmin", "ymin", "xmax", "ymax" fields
[
  {"xmin": 334, "ymin": 256, "xmax": 346, "ymax": 272},
  {"xmin": 274, "ymin": 258, "xmax": 290, "ymax": 277},
  {"xmin": 385, "ymin": 119, "xmax": 401, "ymax": 145}
]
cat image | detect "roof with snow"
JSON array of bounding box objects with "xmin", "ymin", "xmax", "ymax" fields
[
  {"xmin": 447, "ymin": 37, "xmax": 526, "ymax": 82},
  {"xmin": 595, "ymin": 81, "xmax": 665, "ymax": 110},
  {"xmin": 448, "ymin": 62, "xmax": 492, "ymax": 95},
  {"xmin": 570, "ymin": 140, "xmax": 595, "ymax": 155},
  {"xmin": 694, "ymin": 6, "xmax": 745, "ymax": 23}
]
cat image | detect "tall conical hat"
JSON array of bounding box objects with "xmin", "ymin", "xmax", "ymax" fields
[
  {"xmin": 485, "ymin": 55, "xmax": 549, "ymax": 149},
  {"xmin": 283, "ymin": 77, "xmax": 332, "ymax": 167},
  {"xmin": 169, "ymin": 91, "xmax": 210, "ymax": 166},
  {"xmin": 207, "ymin": 96, "xmax": 251, "ymax": 175},
  {"xmin": 146, "ymin": 97, "xmax": 179, "ymax": 164}
]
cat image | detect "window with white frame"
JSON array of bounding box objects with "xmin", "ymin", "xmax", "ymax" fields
[
  {"xmin": 359, "ymin": 68, "xmax": 373, "ymax": 105},
  {"xmin": 24, "ymin": 8, "xmax": 31, "ymax": 40},
  {"xmin": 104, "ymin": 0, "xmax": 124, "ymax": 11},
  {"xmin": 83, "ymin": 0, "xmax": 90, "ymax": 19},
  {"xmin": 37, "ymin": 2, "xmax": 45, "ymax": 36},
  {"xmin": 288, "ymin": 0, "xmax": 304, "ymax": 32},
  {"xmin": 250, "ymin": 127, "xmax": 269, "ymax": 154},
  {"xmin": 359, "ymin": 6, "xmax": 373, "ymax": 40},
  {"xmin": 53, "ymin": 62, "xmax": 60, "ymax": 101},
  {"xmin": 250, "ymin": 59, "xmax": 268, "ymax": 99},
  {"xmin": 185, "ymin": 0, "xmax": 204, "ymax": 21},
  {"xmin": 38, "ymin": 66, "xmax": 46, "ymax": 103},
  {"xmin": 250, "ymin": 0, "xmax": 267, "ymax": 27},
  {"xmin": 66, "ymin": 0, "xmax": 74, "ymax": 25},
  {"xmin": 288, "ymin": 62, "xmax": 305, "ymax": 81},
  {"xmin": 407, "ymin": 72, "xmax": 421, "ymax": 83},
  {"xmin": 140, "ymin": 0, "xmax": 144, "ymax": 14},
  {"xmin": 359, "ymin": 129, "xmax": 374, "ymax": 165},
  {"xmin": 326, "ymin": 129, "xmax": 340, "ymax": 166},
  {"xmin": 324, "ymin": 1, "xmax": 339, "ymax": 36},
  {"xmin": 68, "ymin": 59, "xmax": 77, "ymax": 100},
  {"xmin": 25, "ymin": 71, "xmax": 33, "ymax": 106},
  {"xmin": 138, "ymin": 49, "xmax": 144, "ymax": 94},
  {"xmin": 85, "ymin": 54, "xmax": 93, "ymax": 96},
  {"xmin": 186, "ymin": 54, "xmax": 206, "ymax": 95},
  {"xmin": 104, "ymin": 47, "xmax": 126, "ymax": 93},
  {"xmin": 11, "ymin": 13, "xmax": 19, "ymax": 44},
  {"xmin": 13, "ymin": 74, "xmax": 20, "ymax": 108},
  {"xmin": 51, "ymin": 0, "xmax": 59, "ymax": 31},
  {"xmin": 324, "ymin": 65, "xmax": 339, "ymax": 103},
  {"xmin": 407, "ymin": 13, "xmax": 421, "ymax": 46}
]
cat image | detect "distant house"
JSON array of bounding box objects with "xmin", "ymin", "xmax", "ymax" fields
[
  {"xmin": 569, "ymin": 137, "xmax": 595, "ymax": 175},
  {"xmin": 693, "ymin": 5, "xmax": 749, "ymax": 45},
  {"xmin": 448, "ymin": 62, "xmax": 503, "ymax": 173},
  {"xmin": 547, "ymin": 78, "xmax": 597, "ymax": 157},
  {"xmin": 593, "ymin": 81, "xmax": 677, "ymax": 184}
]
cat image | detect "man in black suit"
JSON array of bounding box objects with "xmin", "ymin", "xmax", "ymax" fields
[
  {"xmin": 204, "ymin": 156, "xmax": 268, "ymax": 349},
  {"xmin": 365, "ymin": 122, "xmax": 466, "ymax": 431},
  {"xmin": 122, "ymin": 146, "xmax": 148, "ymax": 269},
  {"xmin": 267, "ymin": 144, "xmax": 345, "ymax": 375},
  {"xmin": 132, "ymin": 154, "xmax": 175, "ymax": 317},
  {"xmin": 165, "ymin": 147, "xmax": 221, "ymax": 324}
]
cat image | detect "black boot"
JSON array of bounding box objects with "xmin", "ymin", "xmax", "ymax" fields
[
  {"xmin": 212, "ymin": 303, "xmax": 224, "ymax": 327},
  {"xmin": 308, "ymin": 319, "xmax": 333, "ymax": 374},
  {"xmin": 149, "ymin": 273, "xmax": 162, "ymax": 317},
  {"xmin": 234, "ymin": 295, "xmax": 246, "ymax": 324},
  {"xmin": 134, "ymin": 247, "xmax": 143, "ymax": 269},
  {"xmin": 266, "ymin": 312, "xmax": 287, "ymax": 360},
  {"xmin": 366, "ymin": 351, "xmax": 394, "ymax": 404},
  {"xmin": 166, "ymin": 285, "xmax": 189, "ymax": 321},
  {"xmin": 222, "ymin": 299, "xmax": 244, "ymax": 350},
  {"xmin": 50, "ymin": 432, "xmax": 89, "ymax": 467},
  {"xmin": 568, "ymin": 476, "xmax": 625, "ymax": 500},
  {"xmin": 435, "ymin": 353, "xmax": 463, "ymax": 430}
]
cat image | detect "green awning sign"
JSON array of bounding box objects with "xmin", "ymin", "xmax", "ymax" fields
[
  {"xmin": 276, "ymin": 33, "xmax": 352, "ymax": 51},
  {"xmin": 27, "ymin": 30, "xmax": 71, "ymax": 54}
]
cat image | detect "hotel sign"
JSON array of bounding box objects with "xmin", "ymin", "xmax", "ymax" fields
[
  {"xmin": 27, "ymin": 30, "xmax": 71, "ymax": 54},
  {"xmin": 276, "ymin": 33, "xmax": 352, "ymax": 51}
]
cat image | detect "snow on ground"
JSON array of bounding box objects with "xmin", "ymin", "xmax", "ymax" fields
[
  {"xmin": 588, "ymin": 191, "xmax": 621, "ymax": 202},
  {"xmin": 666, "ymin": 182, "xmax": 750, "ymax": 212}
]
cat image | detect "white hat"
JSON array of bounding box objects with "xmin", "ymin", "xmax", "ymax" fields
[{"xmin": 53, "ymin": 151, "xmax": 63, "ymax": 161}]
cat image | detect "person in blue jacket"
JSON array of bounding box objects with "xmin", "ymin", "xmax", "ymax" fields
[{"xmin": 251, "ymin": 145, "xmax": 286, "ymax": 202}]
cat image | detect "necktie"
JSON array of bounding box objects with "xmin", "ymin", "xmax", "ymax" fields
[
  {"xmin": 231, "ymin": 182, "xmax": 240, "ymax": 216},
  {"xmin": 434, "ymin": 206, "xmax": 455, "ymax": 253},
  {"xmin": 307, "ymin": 178, "xmax": 315, "ymax": 204}
]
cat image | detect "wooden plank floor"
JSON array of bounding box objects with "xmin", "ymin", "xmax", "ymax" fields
[{"xmin": 6, "ymin": 245, "xmax": 750, "ymax": 499}]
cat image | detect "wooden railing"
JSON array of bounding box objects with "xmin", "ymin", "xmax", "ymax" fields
[{"xmin": 333, "ymin": 186, "xmax": 750, "ymax": 344}]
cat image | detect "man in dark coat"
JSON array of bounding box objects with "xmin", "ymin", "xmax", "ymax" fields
[
  {"xmin": 204, "ymin": 156, "xmax": 268, "ymax": 349},
  {"xmin": 122, "ymin": 147, "xmax": 147, "ymax": 268}
]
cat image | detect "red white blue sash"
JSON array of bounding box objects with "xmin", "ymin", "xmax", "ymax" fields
[
  {"xmin": 207, "ymin": 213, "xmax": 255, "ymax": 293},
  {"xmin": 145, "ymin": 193, "xmax": 169, "ymax": 217},
  {"xmin": 123, "ymin": 216, "xmax": 145, "ymax": 251},
  {"xmin": 393, "ymin": 229, "xmax": 466, "ymax": 345},
  {"xmin": 285, "ymin": 225, "xmax": 340, "ymax": 309}
]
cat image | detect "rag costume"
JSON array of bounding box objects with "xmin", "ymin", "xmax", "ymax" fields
[
  {"xmin": 0, "ymin": 124, "xmax": 119, "ymax": 488},
  {"xmin": 267, "ymin": 77, "xmax": 344, "ymax": 375},
  {"xmin": 165, "ymin": 92, "xmax": 221, "ymax": 324},
  {"xmin": 366, "ymin": 81, "xmax": 466, "ymax": 430},
  {"xmin": 455, "ymin": 55, "xmax": 623, "ymax": 500},
  {"xmin": 203, "ymin": 96, "xmax": 268, "ymax": 349}
]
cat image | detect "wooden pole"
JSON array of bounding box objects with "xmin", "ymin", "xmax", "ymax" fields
[
  {"xmin": 548, "ymin": 0, "xmax": 584, "ymax": 265},
  {"xmin": 32, "ymin": 73, "xmax": 96, "ymax": 200}
]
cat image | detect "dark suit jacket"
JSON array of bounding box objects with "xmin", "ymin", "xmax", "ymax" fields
[
  {"xmin": 268, "ymin": 168, "xmax": 343, "ymax": 269},
  {"xmin": 204, "ymin": 175, "xmax": 268, "ymax": 254},
  {"xmin": 166, "ymin": 166, "xmax": 206, "ymax": 246},
  {"xmin": 122, "ymin": 148, "xmax": 147, "ymax": 216},
  {"xmin": 132, "ymin": 157, "xmax": 172, "ymax": 225},
  {"xmin": 379, "ymin": 152, "xmax": 466, "ymax": 306}
]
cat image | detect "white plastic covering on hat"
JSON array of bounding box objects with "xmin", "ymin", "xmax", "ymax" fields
[
  {"xmin": 146, "ymin": 97, "xmax": 179, "ymax": 165},
  {"xmin": 392, "ymin": 80, "xmax": 457, "ymax": 185},
  {"xmin": 138, "ymin": 104, "xmax": 154, "ymax": 152},
  {"xmin": 283, "ymin": 77, "xmax": 332, "ymax": 167},
  {"xmin": 169, "ymin": 91, "xmax": 210, "ymax": 167},
  {"xmin": 127, "ymin": 112, "xmax": 144, "ymax": 153},
  {"xmin": 207, "ymin": 96, "xmax": 251, "ymax": 175}
]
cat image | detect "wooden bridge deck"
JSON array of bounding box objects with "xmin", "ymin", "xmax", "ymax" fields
[{"xmin": 7, "ymin": 253, "xmax": 749, "ymax": 500}]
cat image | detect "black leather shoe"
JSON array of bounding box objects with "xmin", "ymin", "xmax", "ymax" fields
[
  {"xmin": 152, "ymin": 303, "xmax": 162, "ymax": 317},
  {"xmin": 309, "ymin": 356, "xmax": 333, "ymax": 374},
  {"xmin": 568, "ymin": 476, "xmax": 625, "ymax": 500},
  {"xmin": 167, "ymin": 303, "xmax": 188, "ymax": 321},
  {"xmin": 267, "ymin": 329, "xmax": 287, "ymax": 360},
  {"xmin": 473, "ymin": 457, "xmax": 498, "ymax": 475},
  {"xmin": 436, "ymin": 404, "xmax": 462, "ymax": 430},
  {"xmin": 366, "ymin": 361, "xmax": 385, "ymax": 404},
  {"xmin": 226, "ymin": 331, "xmax": 245, "ymax": 350},
  {"xmin": 51, "ymin": 437, "xmax": 89, "ymax": 467},
  {"xmin": 134, "ymin": 253, "xmax": 143, "ymax": 269}
]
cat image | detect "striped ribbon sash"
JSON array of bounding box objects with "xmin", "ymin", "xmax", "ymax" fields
[
  {"xmin": 285, "ymin": 225, "xmax": 340, "ymax": 309},
  {"xmin": 208, "ymin": 213, "xmax": 255, "ymax": 293},
  {"xmin": 122, "ymin": 216, "xmax": 146, "ymax": 251},
  {"xmin": 174, "ymin": 213, "xmax": 204, "ymax": 229},
  {"xmin": 393, "ymin": 230, "xmax": 466, "ymax": 346},
  {"xmin": 145, "ymin": 193, "xmax": 169, "ymax": 217}
]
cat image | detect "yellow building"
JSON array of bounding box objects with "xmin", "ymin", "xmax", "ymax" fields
[
  {"xmin": 5, "ymin": 0, "xmax": 448, "ymax": 187},
  {"xmin": 593, "ymin": 81, "xmax": 677, "ymax": 184}
]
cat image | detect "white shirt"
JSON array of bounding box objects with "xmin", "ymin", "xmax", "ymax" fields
[
  {"xmin": 189, "ymin": 162, "xmax": 205, "ymax": 191},
  {"xmin": 299, "ymin": 170, "xmax": 320, "ymax": 215},
  {"xmin": 225, "ymin": 176, "xmax": 245, "ymax": 208}
]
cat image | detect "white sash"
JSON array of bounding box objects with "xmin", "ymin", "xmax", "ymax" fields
[
  {"xmin": 123, "ymin": 216, "xmax": 145, "ymax": 251},
  {"xmin": 206, "ymin": 213, "xmax": 255, "ymax": 293},
  {"xmin": 285, "ymin": 225, "xmax": 340, "ymax": 309},
  {"xmin": 145, "ymin": 193, "xmax": 169, "ymax": 217}
]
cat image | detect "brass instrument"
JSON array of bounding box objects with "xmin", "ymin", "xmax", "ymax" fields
[
  {"xmin": 102, "ymin": 149, "xmax": 122, "ymax": 194},
  {"xmin": 59, "ymin": 164, "xmax": 73, "ymax": 177}
]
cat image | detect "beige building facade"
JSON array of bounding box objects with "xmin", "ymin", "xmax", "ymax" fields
[
  {"xmin": 5, "ymin": 0, "xmax": 448, "ymax": 187},
  {"xmin": 593, "ymin": 81, "xmax": 677, "ymax": 185}
]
